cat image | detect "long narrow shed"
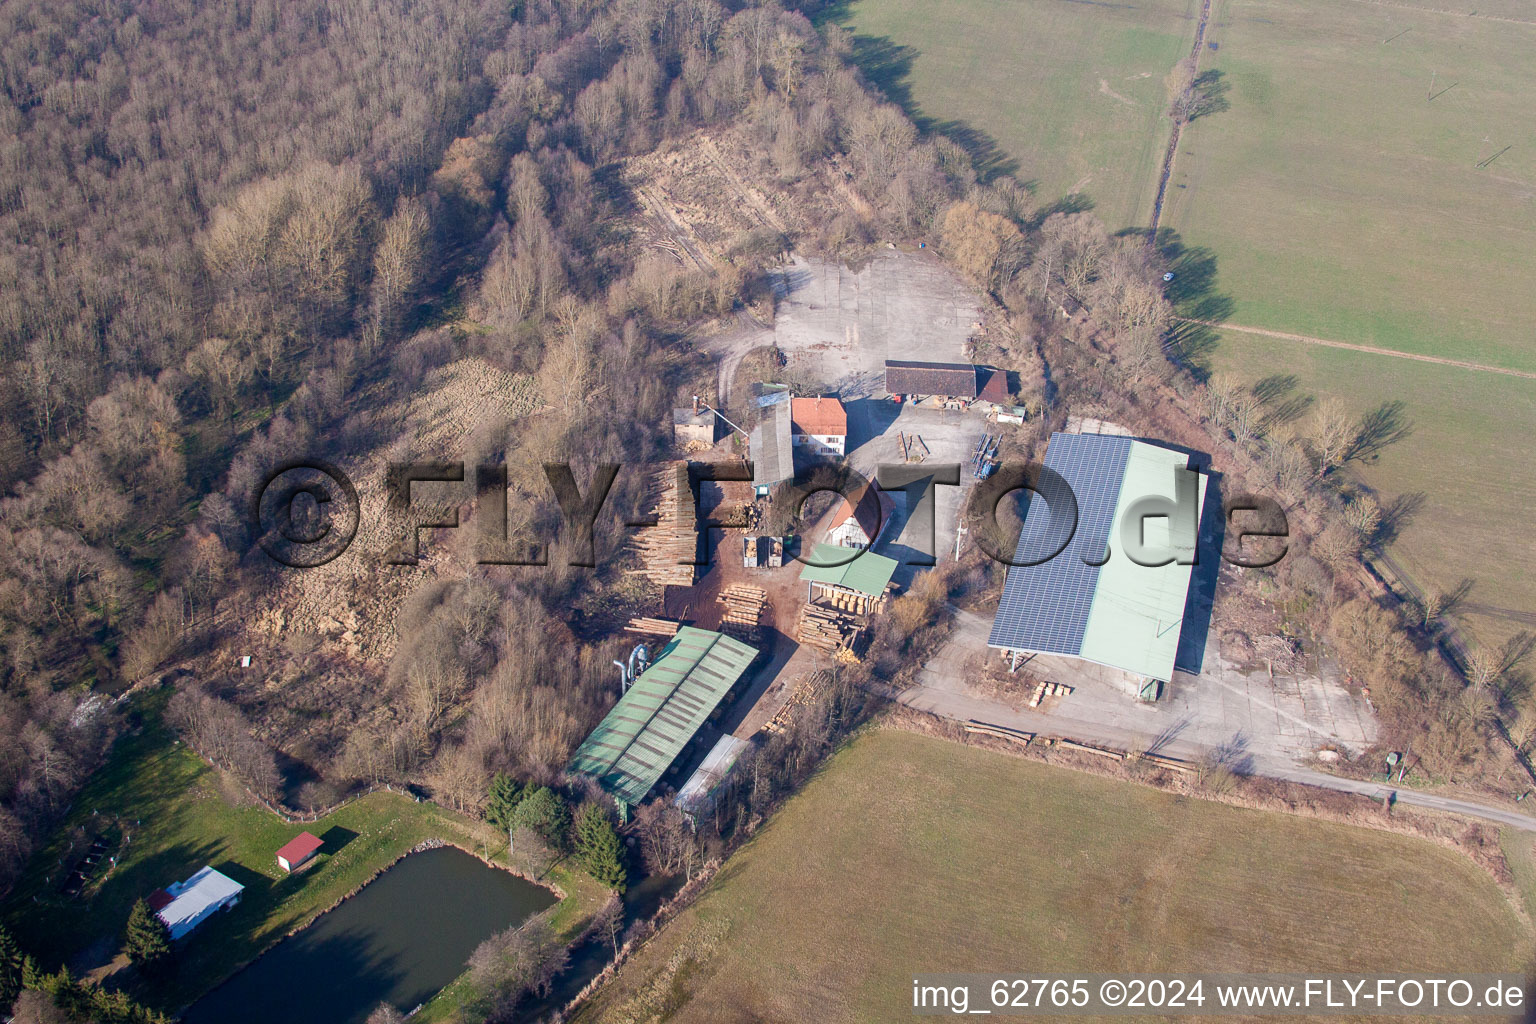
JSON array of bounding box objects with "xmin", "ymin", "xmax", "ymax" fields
[{"xmin": 569, "ymin": 627, "xmax": 758, "ymax": 812}]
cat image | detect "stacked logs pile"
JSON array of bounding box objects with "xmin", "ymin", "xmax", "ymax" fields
[
  {"xmin": 624, "ymin": 617, "xmax": 680, "ymax": 637},
  {"xmin": 718, "ymin": 584, "xmax": 767, "ymax": 642},
  {"xmin": 765, "ymin": 669, "xmax": 834, "ymax": 735},
  {"xmin": 796, "ymin": 604, "xmax": 863, "ymax": 664},
  {"xmin": 627, "ymin": 463, "xmax": 696, "ymax": 587}
]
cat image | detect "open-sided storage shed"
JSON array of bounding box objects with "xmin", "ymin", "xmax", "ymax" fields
[{"xmin": 986, "ymin": 432, "xmax": 1207, "ymax": 698}]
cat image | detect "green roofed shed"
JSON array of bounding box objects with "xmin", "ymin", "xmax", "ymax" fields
[
  {"xmin": 797, "ymin": 543, "xmax": 898, "ymax": 598},
  {"xmin": 569, "ymin": 627, "xmax": 758, "ymax": 809}
]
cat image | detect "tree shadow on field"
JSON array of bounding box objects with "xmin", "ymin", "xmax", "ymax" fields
[
  {"xmin": 823, "ymin": 8, "xmax": 1023, "ymax": 184},
  {"xmin": 1150, "ymin": 228, "xmax": 1236, "ymax": 378},
  {"xmin": 1186, "ymin": 69, "xmax": 1231, "ymax": 122},
  {"xmin": 1250, "ymin": 373, "xmax": 1313, "ymax": 430},
  {"xmin": 1346, "ymin": 400, "xmax": 1413, "ymax": 465},
  {"xmin": 1373, "ymin": 490, "xmax": 1426, "ymax": 547}
]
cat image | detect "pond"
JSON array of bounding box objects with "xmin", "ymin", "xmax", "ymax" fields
[{"xmin": 184, "ymin": 846, "xmax": 558, "ymax": 1024}]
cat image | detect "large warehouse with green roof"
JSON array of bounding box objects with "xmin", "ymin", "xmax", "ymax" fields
[
  {"xmin": 569, "ymin": 627, "xmax": 758, "ymax": 812},
  {"xmin": 987, "ymin": 432, "xmax": 1208, "ymax": 700}
]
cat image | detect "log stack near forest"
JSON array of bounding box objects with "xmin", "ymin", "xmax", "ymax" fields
[
  {"xmin": 628, "ymin": 463, "xmax": 697, "ymax": 587},
  {"xmin": 624, "ymin": 616, "xmax": 681, "ymax": 637},
  {"xmin": 766, "ymin": 668, "xmax": 834, "ymax": 734}
]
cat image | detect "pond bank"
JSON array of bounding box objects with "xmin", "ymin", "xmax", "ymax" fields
[{"xmin": 183, "ymin": 846, "xmax": 557, "ymax": 1024}]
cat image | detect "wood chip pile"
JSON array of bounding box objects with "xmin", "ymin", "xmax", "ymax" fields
[{"xmin": 627, "ymin": 463, "xmax": 696, "ymax": 587}]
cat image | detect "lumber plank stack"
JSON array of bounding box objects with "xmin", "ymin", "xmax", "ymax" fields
[
  {"xmin": 807, "ymin": 581, "xmax": 890, "ymax": 616},
  {"xmin": 628, "ymin": 463, "xmax": 696, "ymax": 587},
  {"xmin": 1027, "ymin": 681, "xmax": 1074, "ymax": 708},
  {"xmin": 624, "ymin": 616, "xmax": 680, "ymax": 637}
]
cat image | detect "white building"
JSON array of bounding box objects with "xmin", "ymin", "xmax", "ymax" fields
[
  {"xmin": 154, "ymin": 865, "xmax": 245, "ymax": 940},
  {"xmin": 825, "ymin": 484, "xmax": 894, "ymax": 550}
]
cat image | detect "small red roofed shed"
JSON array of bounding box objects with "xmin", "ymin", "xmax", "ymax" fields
[{"xmin": 275, "ymin": 831, "xmax": 324, "ymax": 873}]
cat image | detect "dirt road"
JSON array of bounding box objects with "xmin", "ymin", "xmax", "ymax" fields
[{"xmin": 1179, "ymin": 317, "xmax": 1536, "ymax": 381}]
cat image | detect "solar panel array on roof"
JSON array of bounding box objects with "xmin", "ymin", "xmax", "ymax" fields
[
  {"xmin": 987, "ymin": 433, "xmax": 1133, "ymax": 657},
  {"xmin": 988, "ymin": 433, "xmax": 1206, "ymax": 683},
  {"xmin": 569, "ymin": 627, "xmax": 757, "ymax": 807}
]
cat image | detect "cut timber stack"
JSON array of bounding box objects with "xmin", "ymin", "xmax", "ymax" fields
[
  {"xmin": 796, "ymin": 604, "xmax": 862, "ymax": 663},
  {"xmin": 807, "ymin": 581, "xmax": 891, "ymax": 616},
  {"xmin": 624, "ymin": 617, "xmax": 680, "ymax": 637},
  {"xmin": 1027, "ymin": 681, "xmax": 1074, "ymax": 708},
  {"xmin": 963, "ymin": 720, "xmax": 1034, "ymax": 746},
  {"xmin": 628, "ymin": 463, "xmax": 696, "ymax": 587},
  {"xmin": 765, "ymin": 669, "xmax": 833, "ymax": 735},
  {"xmin": 718, "ymin": 584, "xmax": 767, "ymax": 642}
]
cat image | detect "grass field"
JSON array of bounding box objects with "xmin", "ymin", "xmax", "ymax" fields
[
  {"xmin": 832, "ymin": 0, "xmax": 1198, "ymax": 228},
  {"xmin": 2, "ymin": 709, "xmax": 605, "ymax": 1013},
  {"xmin": 1164, "ymin": 0, "xmax": 1536, "ymax": 370},
  {"xmin": 576, "ymin": 731, "xmax": 1529, "ymax": 1023},
  {"xmin": 1207, "ymin": 329, "xmax": 1536, "ymax": 645}
]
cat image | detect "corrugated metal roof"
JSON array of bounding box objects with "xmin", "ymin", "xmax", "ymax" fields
[
  {"xmin": 987, "ymin": 433, "xmax": 1205, "ymax": 682},
  {"xmin": 1077, "ymin": 443, "xmax": 1206, "ymax": 681},
  {"xmin": 569, "ymin": 628, "xmax": 758, "ymax": 806},
  {"xmin": 157, "ymin": 866, "xmax": 244, "ymax": 937},
  {"xmin": 798, "ymin": 542, "xmax": 898, "ymax": 597},
  {"xmin": 675, "ymin": 734, "xmax": 750, "ymax": 811},
  {"xmin": 752, "ymin": 397, "xmax": 793, "ymax": 489}
]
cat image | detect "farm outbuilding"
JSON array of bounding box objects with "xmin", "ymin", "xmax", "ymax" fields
[
  {"xmin": 154, "ymin": 866, "xmax": 245, "ymax": 940},
  {"xmin": 275, "ymin": 832, "xmax": 324, "ymax": 873},
  {"xmin": 673, "ymin": 403, "xmax": 716, "ymax": 446},
  {"xmin": 824, "ymin": 484, "xmax": 894, "ymax": 550},
  {"xmin": 884, "ymin": 360, "xmax": 1009, "ymax": 408},
  {"xmin": 568, "ymin": 627, "xmax": 758, "ymax": 815},
  {"xmin": 986, "ymin": 432, "xmax": 1208, "ymax": 700},
  {"xmin": 750, "ymin": 394, "xmax": 794, "ymax": 497}
]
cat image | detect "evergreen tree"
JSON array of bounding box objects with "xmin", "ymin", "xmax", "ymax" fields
[
  {"xmin": 21, "ymin": 953, "xmax": 41, "ymax": 990},
  {"xmin": 485, "ymin": 772, "xmax": 524, "ymax": 832},
  {"xmin": 0, "ymin": 924, "xmax": 21, "ymax": 1015},
  {"xmin": 40, "ymin": 965, "xmax": 87, "ymax": 1019},
  {"xmin": 123, "ymin": 899, "xmax": 172, "ymax": 972},
  {"xmin": 573, "ymin": 804, "xmax": 627, "ymax": 893},
  {"xmin": 510, "ymin": 786, "xmax": 570, "ymax": 849}
]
